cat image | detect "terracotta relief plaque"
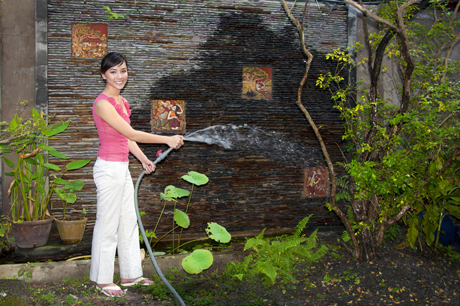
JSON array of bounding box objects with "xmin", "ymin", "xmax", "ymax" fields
[
  {"xmin": 242, "ymin": 67, "xmax": 273, "ymax": 99},
  {"xmin": 151, "ymin": 100, "xmax": 186, "ymax": 133},
  {"xmin": 304, "ymin": 167, "xmax": 330, "ymax": 197},
  {"xmin": 72, "ymin": 23, "xmax": 107, "ymax": 58}
]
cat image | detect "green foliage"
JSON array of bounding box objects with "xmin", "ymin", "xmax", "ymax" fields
[
  {"xmin": 316, "ymin": 2, "xmax": 460, "ymax": 257},
  {"xmin": 227, "ymin": 215, "xmax": 328, "ymax": 285},
  {"xmin": 145, "ymin": 171, "xmax": 227, "ymax": 254},
  {"xmin": 140, "ymin": 171, "xmax": 231, "ymax": 275},
  {"xmin": 17, "ymin": 262, "xmax": 34, "ymax": 282},
  {"xmin": 0, "ymin": 107, "xmax": 90, "ymax": 222},
  {"xmin": 407, "ymin": 179, "xmax": 460, "ymax": 249},
  {"xmin": 0, "ymin": 215, "xmax": 12, "ymax": 251},
  {"xmin": 102, "ymin": 6, "xmax": 124, "ymax": 20},
  {"xmin": 322, "ymin": 267, "xmax": 360, "ymax": 286},
  {"xmin": 383, "ymin": 224, "xmax": 401, "ymax": 244}
]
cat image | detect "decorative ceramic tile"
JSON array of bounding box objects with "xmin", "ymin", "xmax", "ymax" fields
[
  {"xmin": 72, "ymin": 23, "xmax": 107, "ymax": 58},
  {"xmin": 151, "ymin": 100, "xmax": 186, "ymax": 133},
  {"xmin": 304, "ymin": 167, "xmax": 330, "ymax": 197},
  {"xmin": 242, "ymin": 67, "xmax": 272, "ymax": 99}
]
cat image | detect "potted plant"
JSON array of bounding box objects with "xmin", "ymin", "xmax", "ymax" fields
[
  {"xmin": 54, "ymin": 178, "xmax": 89, "ymax": 244},
  {"xmin": 0, "ymin": 107, "xmax": 90, "ymax": 248}
]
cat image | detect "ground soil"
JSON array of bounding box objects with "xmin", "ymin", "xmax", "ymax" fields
[{"xmin": 28, "ymin": 234, "xmax": 460, "ymax": 306}]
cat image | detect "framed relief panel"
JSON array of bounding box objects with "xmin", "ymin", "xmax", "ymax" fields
[
  {"xmin": 72, "ymin": 23, "xmax": 107, "ymax": 58},
  {"xmin": 152, "ymin": 100, "xmax": 186, "ymax": 133},
  {"xmin": 242, "ymin": 67, "xmax": 272, "ymax": 99},
  {"xmin": 304, "ymin": 166, "xmax": 330, "ymax": 198}
]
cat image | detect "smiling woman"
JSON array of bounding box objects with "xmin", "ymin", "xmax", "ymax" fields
[
  {"xmin": 101, "ymin": 60, "xmax": 128, "ymax": 92},
  {"xmin": 90, "ymin": 52, "xmax": 185, "ymax": 297}
]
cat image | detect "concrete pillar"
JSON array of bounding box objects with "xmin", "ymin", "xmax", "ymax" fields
[{"xmin": 0, "ymin": 0, "xmax": 36, "ymax": 215}]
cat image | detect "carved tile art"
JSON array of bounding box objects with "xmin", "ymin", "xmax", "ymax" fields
[
  {"xmin": 151, "ymin": 100, "xmax": 186, "ymax": 133},
  {"xmin": 304, "ymin": 167, "xmax": 330, "ymax": 197},
  {"xmin": 242, "ymin": 67, "xmax": 273, "ymax": 99},
  {"xmin": 72, "ymin": 23, "xmax": 107, "ymax": 58}
]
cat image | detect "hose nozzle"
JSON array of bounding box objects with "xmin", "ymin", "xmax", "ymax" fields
[{"xmin": 153, "ymin": 147, "xmax": 174, "ymax": 165}]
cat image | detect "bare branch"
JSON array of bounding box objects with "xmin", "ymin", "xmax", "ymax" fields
[{"xmin": 344, "ymin": 0, "xmax": 397, "ymax": 30}]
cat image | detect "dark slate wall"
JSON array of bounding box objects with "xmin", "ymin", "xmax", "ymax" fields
[{"xmin": 47, "ymin": 0, "xmax": 348, "ymax": 242}]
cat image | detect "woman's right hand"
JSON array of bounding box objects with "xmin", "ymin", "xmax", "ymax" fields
[{"xmin": 168, "ymin": 135, "xmax": 185, "ymax": 150}]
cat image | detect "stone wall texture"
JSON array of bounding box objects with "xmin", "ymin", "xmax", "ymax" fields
[{"xmin": 47, "ymin": 0, "xmax": 349, "ymax": 242}]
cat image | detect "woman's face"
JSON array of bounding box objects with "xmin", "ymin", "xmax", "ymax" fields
[{"xmin": 102, "ymin": 62, "xmax": 128, "ymax": 91}]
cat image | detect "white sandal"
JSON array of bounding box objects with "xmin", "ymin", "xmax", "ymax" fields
[
  {"xmin": 120, "ymin": 276, "xmax": 153, "ymax": 287},
  {"xmin": 96, "ymin": 284, "xmax": 126, "ymax": 297}
]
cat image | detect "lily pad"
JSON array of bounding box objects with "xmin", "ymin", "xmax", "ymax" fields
[
  {"xmin": 182, "ymin": 249, "xmax": 213, "ymax": 274},
  {"xmin": 160, "ymin": 185, "xmax": 190, "ymax": 201},
  {"xmin": 174, "ymin": 209, "xmax": 190, "ymax": 228},
  {"xmin": 182, "ymin": 171, "xmax": 209, "ymax": 186},
  {"xmin": 206, "ymin": 222, "xmax": 231, "ymax": 243}
]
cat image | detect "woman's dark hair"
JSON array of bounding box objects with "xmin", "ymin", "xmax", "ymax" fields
[{"xmin": 101, "ymin": 52, "xmax": 128, "ymax": 74}]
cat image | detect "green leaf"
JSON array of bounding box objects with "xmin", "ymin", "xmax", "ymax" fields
[
  {"xmin": 38, "ymin": 144, "xmax": 57, "ymax": 152},
  {"xmin": 55, "ymin": 188, "xmax": 77, "ymax": 204},
  {"xmin": 161, "ymin": 185, "xmax": 190, "ymax": 201},
  {"xmin": 256, "ymin": 261, "xmax": 277, "ymax": 284},
  {"xmin": 53, "ymin": 178, "xmax": 69, "ymax": 185},
  {"xmin": 64, "ymin": 180, "xmax": 84, "ymax": 192},
  {"xmin": 48, "ymin": 149, "xmax": 68, "ymax": 160},
  {"xmin": 174, "ymin": 209, "xmax": 190, "ymax": 228},
  {"xmin": 9, "ymin": 114, "xmax": 19, "ymax": 130},
  {"xmin": 44, "ymin": 163, "xmax": 61, "ymax": 171},
  {"xmin": 2, "ymin": 156, "xmax": 14, "ymax": 168},
  {"xmin": 445, "ymin": 205, "xmax": 460, "ymax": 220},
  {"xmin": 47, "ymin": 122, "xmax": 69, "ymax": 137},
  {"xmin": 205, "ymin": 222, "xmax": 231, "ymax": 243},
  {"xmin": 407, "ymin": 216, "xmax": 419, "ymax": 249},
  {"xmin": 182, "ymin": 171, "xmax": 209, "ymax": 186},
  {"xmin": 66, "ymin": 159, "xmax": 90, "ymax": 171},
  {"xmin": 23, "ymin": 157, "xmax": 37, "ymax": 165},
  {"xmin": 182, "ymin": 249, "xmax": 213, "ymax": 274}
]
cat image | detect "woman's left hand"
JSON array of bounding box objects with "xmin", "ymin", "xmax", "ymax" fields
[{"xmin": 142, "ymin": 160, "xmax": 156, "ymax": 174}]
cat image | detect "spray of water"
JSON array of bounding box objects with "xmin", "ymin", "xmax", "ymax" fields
[{"xmin": 184, "ymin": 124, "xmax": 323, "ymax": 167}]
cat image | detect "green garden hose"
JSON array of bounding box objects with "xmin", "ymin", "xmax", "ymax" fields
[{"xmin": 134, "ymin": 147, "xmax": 186, "ymax": 306}]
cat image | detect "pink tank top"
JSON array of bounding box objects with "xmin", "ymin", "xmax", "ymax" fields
[{"xmin": 92, "ymin": 93, "xmax": 131, "ymax": 162}]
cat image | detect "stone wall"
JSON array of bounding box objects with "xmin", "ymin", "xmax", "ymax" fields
[{"xmin": 46, "ymin": 0, "xmax": 349, "ymax": 242}]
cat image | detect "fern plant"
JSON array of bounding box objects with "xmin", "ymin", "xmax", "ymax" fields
[{"xmin": 234, "ymin": 215, "xmax": 328, "ymax": 285}]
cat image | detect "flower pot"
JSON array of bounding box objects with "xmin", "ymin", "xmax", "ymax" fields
[
  {"xmin": 11, "ymin": 218, "xmax": 53, "ymax": 248},
  {"xmin": 55, "ymin": 217, "xmax": 87, "ymax": 244}
]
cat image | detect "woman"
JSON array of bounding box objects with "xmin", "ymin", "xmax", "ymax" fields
[{"xmin": 90, "ymin": 52, "xmax": 184, "ymax": 297}]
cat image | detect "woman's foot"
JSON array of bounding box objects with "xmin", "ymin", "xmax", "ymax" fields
[
  {"xmin": 120, "ymin": 276, "xmax": 154, "ymax": 287},
  {"xmin": 96, "ymin": 283, "xmax": 125, "ymax": 297}
]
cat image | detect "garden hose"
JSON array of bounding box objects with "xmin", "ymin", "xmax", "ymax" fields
[{"xmin": 134, "ymin": 147, "xmax": 186, "ymax": 306}]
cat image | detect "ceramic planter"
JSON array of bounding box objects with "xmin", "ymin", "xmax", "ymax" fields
[
  {"xmin": 12, "ymin": 218, "xmax": 53, "ymax": 248},
  {"xmin": 55, "ymin": 217, "xmax": 87, "ymax": 244}
]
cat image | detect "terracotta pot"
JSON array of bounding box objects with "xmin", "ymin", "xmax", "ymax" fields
[
  {"xmin": 55, "ymin": 217, "xmax": 87, "ymax": 244},
  {"xmin": 12, "ymin": 218, "xmax": 53, "ymax": 248}
]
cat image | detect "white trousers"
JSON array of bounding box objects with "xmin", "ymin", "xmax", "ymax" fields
[{"xmin": 90, "ymin": 158, "xmax": 143, "ymax": 284}]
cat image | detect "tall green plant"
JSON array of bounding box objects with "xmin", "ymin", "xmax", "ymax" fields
[
  {"xmin": 139, "ymin": 171, "xmax": 231, "ymax": 274},
  {"xmin": 0, "ymin": 108, "xmax": 90, "ymax": 222},
  {"xmin": 146, "ymin": 171, "xmax": 211, "ymax": 251}
]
